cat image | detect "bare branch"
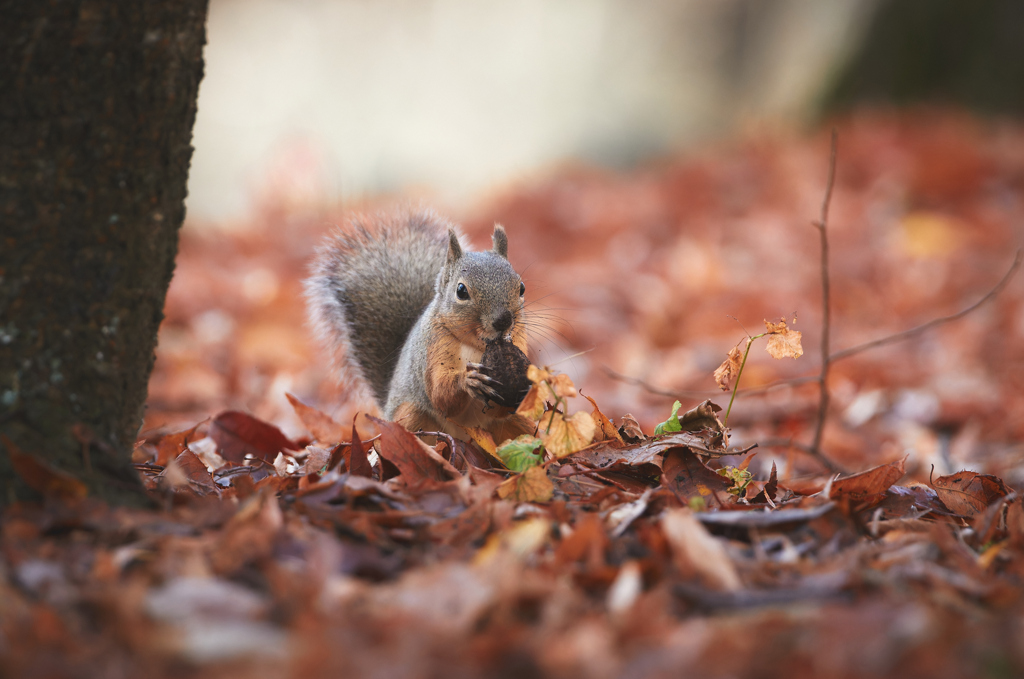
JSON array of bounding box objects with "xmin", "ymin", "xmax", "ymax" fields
[
  {"xmin": 830, "ymin": 249, "xmax": 1023, "ymax": 362},
  {"xmin": 810, "ymin": 130, "xmax": 838, "ymax": 460}
]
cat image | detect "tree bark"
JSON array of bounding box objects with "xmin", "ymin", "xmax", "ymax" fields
[{"xmin": 0, "ymin": 2, "xmax": 209, "ymax": 506}]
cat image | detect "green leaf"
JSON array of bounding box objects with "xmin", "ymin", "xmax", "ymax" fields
[
  {"xmin": 495, "ymin": 435, "xmax": 544, "ymax": 473},
  {"xmin": 654, "ymin": 400, "xmax": 683, "ymax": 436},
  {"xmin": 716, "ymin": 466, "xmax": 753, "ymax": 496}
]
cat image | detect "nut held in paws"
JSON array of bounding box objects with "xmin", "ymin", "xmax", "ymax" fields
[{"xmin": 481, "ymin": 340, "xmax": 532, "ymax": 408}]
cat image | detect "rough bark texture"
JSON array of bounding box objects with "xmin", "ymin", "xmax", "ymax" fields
[{"xmin": 0, "ymin": 2, "xmax": 209, "ymax": 506}]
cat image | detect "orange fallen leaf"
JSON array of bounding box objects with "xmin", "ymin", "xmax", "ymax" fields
[
  {"xmin": 286, "ymin": 393, "xmax": 348, "ymax": 443},
  {"xmin": 932, "ymin": 470, "xmax": 1009, "ymax": 518},
  {"xmin": 539, "ymin": 410, "xmax": 596, "ymax": 459},
  {"xmin": 495, "ymin": 465, "xmax": 553, "ymax": 503}
]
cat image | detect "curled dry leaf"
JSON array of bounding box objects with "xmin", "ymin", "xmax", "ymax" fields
[
  {"xmin": 763, "ymin": 318, "xmax": 803, "ymax": 359},
  {"xmin": 584, "ymin": 394, "xmax": 624, "ymax": 444},
  {"xmin": 617, "ymin": 414, "xmax": 645, "ymax": 443},
  {"xmin": 714, "ymin": 342, "xmax": 744, "ymax": 391}
]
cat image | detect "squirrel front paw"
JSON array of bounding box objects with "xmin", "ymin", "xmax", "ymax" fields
[{"xmin": 466, "ymin": 362, "xmax": 503, "ymax": 404}]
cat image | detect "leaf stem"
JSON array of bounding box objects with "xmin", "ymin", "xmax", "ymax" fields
[{"xmin": 723, "ymin": 334, "xmax": 763, "ymax": 427}]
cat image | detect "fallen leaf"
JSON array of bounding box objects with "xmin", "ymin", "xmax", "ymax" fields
[
  {"xmin": 830, "ymin": 457, "xmax": 906, "ymax": 508},
  {"xmin": 662, "ymin": 509, "xmax": 741, "ymax": 591},
  {"xmin": 495, "ymin": 465, "xmax": 553, "ymax": 502},
  {"xmin": 209, "ymin": 411, "xmax": 300, "ymax": 463},
  {"xmin": 286, "ymin": 393, "xmax": 347, "ymax": 443},
  {"xmin": 617, "ymin": 414, "xmax": 645, "ymax": 443},
  {"xmin": 345, "ymin": 418, "xmax": 374, "ymax": 478},
  {"xmin": 583, "ymin": 394, "xmax": 623, "ymax": 444},
  {"xmin": 370, "ymin": 417, "xmax": 460, "ymax": 489},
  {"xmin": 539, "ymin": 410, "xmax": 596, "ymax": 458},
  {"xmin": 932, "ymin": 470, "xmax": 1009, "ymax": 518},
  {"xmin": 157, "ymin": 449, "xmax": 218, "ymax": 496},
  {"xmin": 495, "ymin": 435, "xmax": 543, "ymax": 472},
  {"xmin": 661, "ymin": 448, "xmax": 731, "ymax": 505},
  {"xmin": 764, "ymin": 319, "xmax": 803, "ymax": 359},
  {"xmin": 154, "ymin": 422, "xmax": 202, "ymax": 466},
  {"xmin": 465, "ymin": 427, "xmax": 498, "ymax": 456}
]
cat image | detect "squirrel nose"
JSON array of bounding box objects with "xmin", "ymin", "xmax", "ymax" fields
[{"xmin": 492, "ymin": 310, "xmax": 513, "ymax": 334}]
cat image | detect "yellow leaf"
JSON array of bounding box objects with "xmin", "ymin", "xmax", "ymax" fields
[
  {"xmin": 495, "ymin": 465, "xmax": 553, "ymax": 502},
  {"xmin": 526, "ymin": 365, "xmax": 551, "ymax": 384},
  {"xmin": 540, "ymin": 410, "xmax": 596, "ymax": 458},
  {"xmin": 515, "ymin": 383, "xmax": 548, "ymax": 420},
  {"xmin": 464, "ymin": 427, "xmax": 497, "ymax": 456}
]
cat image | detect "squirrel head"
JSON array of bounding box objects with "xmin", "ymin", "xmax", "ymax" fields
[{"xmin": 436, "ymin": 225, "xmax": 525, "ymax": 346}]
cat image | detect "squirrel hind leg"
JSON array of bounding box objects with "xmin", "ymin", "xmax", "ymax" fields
[{"xmin": 391, "ymin": 402, "xmax": 444, "ymax": 434}]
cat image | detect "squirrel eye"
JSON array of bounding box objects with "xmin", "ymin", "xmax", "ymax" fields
[
  {"xmin": 456, "ymin": 282, "xmax": 470, "ymax": 300},
  {"xmin": 519, "ymin": 281, "xmax": 525, "ymax": 296}
]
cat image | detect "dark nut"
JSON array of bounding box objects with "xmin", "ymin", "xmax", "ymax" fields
[{"xmin": 481, "ymin": 340, "xmax": 532, "ymax": 408}]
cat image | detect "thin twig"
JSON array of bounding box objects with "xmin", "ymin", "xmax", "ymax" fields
[
  {"xmin": 830, "ymin": 249, "xmax": 1023, "ymax": 362},
  {"xmin": 810, "ymin": 130, "xmax": 838, "ymax": 459},
  {"xmin": 599, "ymin": 365, "xmax": 718, "ymax": 399}
]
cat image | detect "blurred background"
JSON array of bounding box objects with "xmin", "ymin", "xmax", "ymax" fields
[
  {"xmin": 185, "ymin": 0, "xmax": 1024, "ymax": 224},
  {"xmin": 153, "ymin": 0, "xmax": 1024, "ymax": 482}
]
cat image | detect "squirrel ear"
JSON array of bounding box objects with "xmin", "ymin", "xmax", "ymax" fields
[
  {"xmin": 446, "ymin": 229, "xmax": 463, "ymax": 266},
  {"xmin": 491, "ymin": 225, "xmax": 508, "ymax": 259}
]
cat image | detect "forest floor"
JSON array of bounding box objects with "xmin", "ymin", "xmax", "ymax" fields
[{"xmin": 4, "ymin": 108, "xmax": 1024, "ymax": 678}]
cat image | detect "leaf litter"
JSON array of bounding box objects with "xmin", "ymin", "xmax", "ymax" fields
[{"xmin": 6, "ymin": 110, "xmax": 1024, "ymax": 678}]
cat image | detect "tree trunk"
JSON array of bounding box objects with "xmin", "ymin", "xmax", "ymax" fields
[{"xmin": 0, "ymin": 2, "xmax": 209, "ymax": 506}]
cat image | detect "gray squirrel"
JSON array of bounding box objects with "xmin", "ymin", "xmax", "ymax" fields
[{"xmin": 304, "ymin": 208, "xmax": 535, "ymax": 440}]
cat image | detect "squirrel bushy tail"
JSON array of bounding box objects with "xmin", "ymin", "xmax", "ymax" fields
[{"xmin": 304, "ymin": 209, "xmax": 457, "ymax": 407}]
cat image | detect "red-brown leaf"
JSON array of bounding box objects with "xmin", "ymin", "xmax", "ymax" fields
[
  {"xmin": 661, "ymin": 448, "xmax": 731, "ymax": 506},
  {"xmin": 830, "ymin": 457, "xmax": 906, "ymax": 508},
  {"xmin": 209, "ymin": 410, "xmax": 300, "ymax": 464},
  {"xmin": 932, "ymin": 470, "xmax": 1009, "ymax": 518},
  {"xmin": 369, "ymin": 416, "xmax": 460, "ymax": 489}
]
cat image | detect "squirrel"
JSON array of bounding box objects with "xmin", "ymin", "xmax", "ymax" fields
[{"xmin": 304, "ymin": 208, "xmax": 535, "ymax": 441}]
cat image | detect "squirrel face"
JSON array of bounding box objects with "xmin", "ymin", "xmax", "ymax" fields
[{"xmin": 436, "ymin": 226, "xmax": 525, "ymax": 348}]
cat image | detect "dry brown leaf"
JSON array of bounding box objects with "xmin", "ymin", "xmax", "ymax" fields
[
  {"xmin": 932, "ymin": 470, "xmax": 1009, "ymax": 518},
  {"xmin": 286, "ymin": 392, "xmax": 348, "ymax": 443},
  {"xmin": 495, "ymin": 465, "xmax": 553, "ymax": 502},
  {"xmin": 539, "ymin": 410, "xmax": 596, "ymax": 458},
  {"xmin": 617, "ymin": 414, "xmax": 645, "ymax": 443},
  {"xmin": 548, "ymin": 373, "xmax": 578, "ymax": 399},
  {"xmin": 662, "ymin": 509, "xmax": 741, "ymax": 591},
  {"xmin": 830, "ymin": 457, "xmax": 906, "ymax": 508},
  {"xmin": 583, "ymin": 394, "xmax": 623, "ymax": 444},
  {"xmin": 713, "ymin": 342, "xmax": 744, "ymax": 391},
  {"xmin": 763, "ymin": 318, "xmax": 803, "ymax": 359}
]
